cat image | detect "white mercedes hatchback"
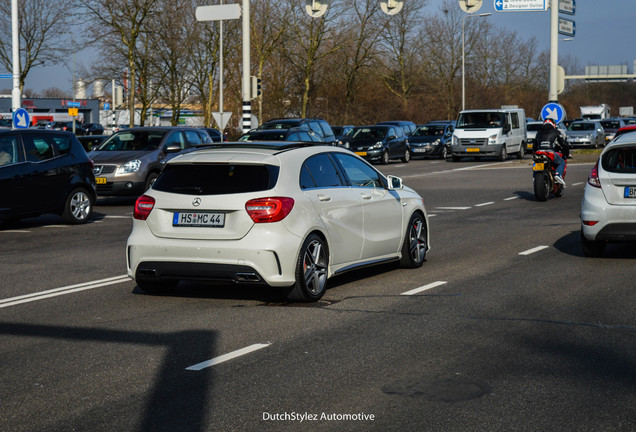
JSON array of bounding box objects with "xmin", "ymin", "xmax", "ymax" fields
[
  {"xmin": 126, "ymin": 143, "xmax": 430, "ymax": 301},
  {"xmin": 580, "ymin": 132, "xmax": 636, "ymax": 257}
]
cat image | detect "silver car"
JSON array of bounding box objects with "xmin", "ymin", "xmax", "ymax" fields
[
  {"xmin": 89, "ymin": 127, "xmax": 212, "ymax": 196},
  {"xmin": 580, "ymin": 132, "xmax": 636, "ymax": 256},
  {"xmin": 567, "ymin": 121, "xmax": 605, "ymax": 148}
]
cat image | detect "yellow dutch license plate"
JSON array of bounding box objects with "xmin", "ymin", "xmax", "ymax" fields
[
  {"xmin": 466, "ymin": 148, "xmax": 479, "ymax": 153},
  {"xmin": 95, "ymin": 177, "xmax": 107, "ymax": 184},
  {"xmin": 533, "ymin": 163, "xmax": 544, "ymax": 171},
  {"xmin": 355, "ymin": 151, "xmax": 367, "ymax": 156}
]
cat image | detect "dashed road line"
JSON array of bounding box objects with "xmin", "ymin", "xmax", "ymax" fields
[
  {"xmin": 475, "ymin": 201, "xmax": 495, "ymax": 207},
  {"xmin": 401, "ymin": 281, "xmax": 447, "ymax": 296},
  {"xmin": 436, "ymin": 206, "xmax": 471, "ymax": 211},
  {"xmin": 519, "ymin": 245, "xmax": 549, "ymax": 256},
  {"xmin": 186, "ymin": 343, "xmax": 272, "ymax": 371}
]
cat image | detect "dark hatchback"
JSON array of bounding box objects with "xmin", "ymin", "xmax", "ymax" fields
[
  {"xmin": 409, "ymin": 122, "xmax": 454, "ymax": 159},
  {"xmin": 238, "ymin": 127, "xmax": 324, "ymax": 143},
  {"xmin": 0, "ymin": 129, "xmax": 96, "ymax": 225},
  {"xmin": 342, "ymin": 125, "xmax": 410, "ymax": 164}
]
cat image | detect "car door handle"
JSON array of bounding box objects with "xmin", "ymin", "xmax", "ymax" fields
[
  {"xmin": 360, "ymin": 193, "xmax": 372, "ymax": 200},
  {"xmin": 317, "ymin": 194, "xmax": 331, "ymax": 202}
]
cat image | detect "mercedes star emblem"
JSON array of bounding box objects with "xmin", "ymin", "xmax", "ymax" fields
[{"xmin": 192, "ymin": 197, "xmax": 201, "ymax": 207}]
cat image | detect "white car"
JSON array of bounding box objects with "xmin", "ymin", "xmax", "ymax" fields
[
  {"xmin": 126, "ymin": 143, "xmax": 430, "ymax": 301},
  {"xmin": 580, "ymin": 132, "xmax": 636, "ymax": 257}
]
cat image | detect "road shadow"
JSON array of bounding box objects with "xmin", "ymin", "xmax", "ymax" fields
[
  {"xmin": 554, "ymin": 230, "xmax": 636, "ymax": 259},
  {"xmin": 0, "ymin": 322, "xmax": 217, "ymax": 432}
]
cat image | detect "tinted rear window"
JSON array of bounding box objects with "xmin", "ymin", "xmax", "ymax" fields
[
  {"xmin": 601, "ymin": 147, "xmax": 636, "ymax": 174},
  {"xmin": 152, "ymin": 163, "xmax": 279, "ymax": 195}
]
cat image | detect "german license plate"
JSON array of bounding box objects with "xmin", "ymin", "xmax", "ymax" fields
[
  {"xmin": 355, "ymin": 151, "xmax": 367, "ymax": 156},
  {"xmin": 173, "ymin": 212, "xmax": 225, "ymax": 227},
  {"xmin": 466, "ymin": 148, "xmax": 479, "ymax": 152},
  {"xmin": 413, "ymin": 148, "xmax": 427, "ymax": 153},
  {"xmin": 533, "ymin": 163, "xmax": 544, "ymax": 171},
  {"xmin": 95, "ymin": 177, "xmax": 107, "ymax": 184},
  {"xmin": 624, "ymin": 187, "xmax": 636, "ymax": 198}
]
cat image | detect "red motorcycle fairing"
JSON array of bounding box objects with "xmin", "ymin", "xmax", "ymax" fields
[{"xmin": 534, "ymin": 150, "xmax": 567, "ymax": 177}]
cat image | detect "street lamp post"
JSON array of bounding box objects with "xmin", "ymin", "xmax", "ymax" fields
[{"xmin": 462, "ymin": 12, "xmax": 491, "ymax": 111}]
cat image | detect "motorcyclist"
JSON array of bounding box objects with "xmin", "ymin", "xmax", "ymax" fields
[{"xmin": 533, "ymin": 118, "xmax": 569, "ymax": 185}]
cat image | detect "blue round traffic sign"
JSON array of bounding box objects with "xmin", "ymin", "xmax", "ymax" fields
[
  {"xmin": 12, "ymin": 108, "xmax": 30, "ymax": 129},
  {"xmin": 541, "ymin": 102, "xmax": 566, "ymax": 124}
]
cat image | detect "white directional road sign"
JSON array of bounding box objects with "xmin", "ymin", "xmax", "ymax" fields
[
  {"xmin": 494, "ymin": 0, "xmax": 547, "ymax": 11},
  {"xmin": 541, "ymin": 102, "xmax": 566, "ymax": 124},
  {"xmin": 195, "ymin": 4, "xmax": 241, "ymax": 22},
  {"xmin": 558, "ymin": 17, "xmax": 575, "ymax": 37},
  {"xmin": 212, "ymin": 112, "xmax": 232, "ymax": 131},
  {"xmin": 558, "ymin": 0, "xmax": 575, "ymax": 15},
  {"xmin": 12, "ymin": 108, "xmax": 30, "ymax": 129}
]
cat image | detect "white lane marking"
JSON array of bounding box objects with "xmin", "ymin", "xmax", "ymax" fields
[
  {"xmin": 519, "ymin": 245, "xmax": 549, "ymax": 256},
  {"xmin": 105, "ymin": 215, "xmax": 132, "ymax": 219},
  {"xmin": 0, "ymin": 275, "xmax": 130, "ymax": 309},
  {"xmin": 436, "ymin": 206, "xmax": 471, "ymax": 210},
  {"xmin": 43, "ymin": 225, "xmax": 67, "ymax": 228},
  {"xmin": 475, "ymin": 202, "xmax": 494, "ymax": 207},
  {"xmin": 0, "ymin": 230, "xmax": 30, "ymax": 233},
  {"xmin": 186, "ymin": 343, "xmax": 271, "ymax": 371},
  {"xmin": 572, "ymin": 182, "xmax": 584, "ymax": 186},
  {"xmin": 504, "ymin": 196, "xmax": 520, "ymax": 201},
  {"xmin": 428, "ymin": 214, "xmax": 438, "ymax": 218},
  {"xmin": 401, "ymin": 281, "xmax": 447, "ymax": 296}
]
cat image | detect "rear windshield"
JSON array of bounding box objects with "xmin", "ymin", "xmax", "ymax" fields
[
  {"xmin": 526, "ymin": 123, "xmax": 542, "ymax": 132},
  {"xmin": 601, "ymin": 147, "xmax": 636, "ymax": 174},
  {"xmin": 569, "ymin": 123, "xmax": 594, "ymax": 131},
  {"xmin": 152, "ymin": 163, "xmax": 279, "ymax": 195}
]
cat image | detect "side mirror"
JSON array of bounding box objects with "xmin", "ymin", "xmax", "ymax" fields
[
  {"xmin": 165, "ymin": 144, "xmax": 182, "ymax": 153},
  {"xmin": 387, "ymin": 135, "xmax": 396, "ymax": 141},
  {"xmin": 387, "ymin": 175, "xmax": 403, "ymax": 190},
  {"xmin": 503, "ymin": 124, "xmax": 511, "ymax": 134}
]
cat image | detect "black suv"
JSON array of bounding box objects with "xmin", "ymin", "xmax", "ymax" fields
[
  {"xmin": 341, "ymin": 125, "xmax": 410, "ymax": 164},
  {"xmin": 257, "ymin": 118, "xmax": 336, "ymax": 144},
  {"xmin": 0, "ymin": 129, "xmax": 96, "ymax": 225}
]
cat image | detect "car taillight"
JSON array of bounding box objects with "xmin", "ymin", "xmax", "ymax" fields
[
  {"xmin": 245, "ymin": 197, "xmax": 294, "ymax": 223},
  {"xmin": 134, "ymin": 195, "xmax": 155, "ymax": 220},
  {"xmin": 588, "ymin": 161, "xmax": 601, "ymax": 188}
]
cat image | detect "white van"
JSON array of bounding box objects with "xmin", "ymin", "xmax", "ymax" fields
[{"xmin": 451, "ymin": 108, "xmax": 527, "ymax": 161}]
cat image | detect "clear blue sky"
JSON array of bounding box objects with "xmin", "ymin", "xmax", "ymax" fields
[
  {"xmin": 430, "ymin": 0, "xmax": 636, "ymax": 71},
  {"xmin": 23, "ymin": 0, "xmax": 636, "ymax": 94}
]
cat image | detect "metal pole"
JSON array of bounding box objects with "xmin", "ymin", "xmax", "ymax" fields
[
  {"xmin": 11, "ymin": 0, "xmax": 20, "ymax": 115},
  {"xmin": 548, "ymin": 0, "xmax": 558, "ymax": 101},
  {"xmin": 241, "ymin": 0, "xmax": 250, "ymax": 133},
  {"xmin": 219, "ymin": 0, "xmax": 224, "ymax": 116}
]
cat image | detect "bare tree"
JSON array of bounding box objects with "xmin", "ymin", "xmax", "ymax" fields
[
  {"xmin": 283, "ymin": 0, "xmax": 340, "ymax": 117},
  {"xmin": 0, "ymin": 0, "xmax": 79, "ymax": 94},
  {"xmin": 377, "ymin": 0, "xmax": 427, "ymax": 117},
  {"xmin": 80, "ymin": 0, "xmax": 159, "ymax": 126}
]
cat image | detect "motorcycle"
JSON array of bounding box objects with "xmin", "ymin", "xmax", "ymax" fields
[{"xmin": 532, "ymin": 150, "xmax": 567, "ymax": 201}]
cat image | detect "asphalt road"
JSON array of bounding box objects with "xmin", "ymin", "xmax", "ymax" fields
[{"xmin": 1, "ymin": 155, "xmax": 635, "ymax": 432}]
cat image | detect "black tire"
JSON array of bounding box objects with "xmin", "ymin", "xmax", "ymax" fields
[
  {"xmin": 580, "ymin": 230, "xmax": 605, "ymax": 258},
  {"xmin": 145, "ymin": 172, "xmax": 159, "ymax": 192},
  {"xmin": 62, "ymin": 187, "xmax": 94, "ymax": 224},
  {"xmin": 533, "ymin": 171, "xmax": 550, "ymax": 202},
  {"xmin": 399, "ymin": 212, "xmax": 427, "ymax": 268},
  {"xmin": 498, "ymin": 145, "xmax": 508, "ymax": 161},
  {"xmin": 517, "ymin": 143, "xmax": 525, "ymax": 159},
  {"xmin": 381, "ymin": 150, "xmax": 390, "ymax": 165},
  {"xmin": 286, "ymin": 234, "xmax": 329, "ymax": 302},
  {"xmin": 137, "ymin": 279, "xmax": 178, "ymax": 295},
  {"xmin": 439, "ymin": 146, "xmax": 448, "ymax": 159},
  {"xmin": 401, "ymin": 148, "xmax": 411, "ymax": 163}
]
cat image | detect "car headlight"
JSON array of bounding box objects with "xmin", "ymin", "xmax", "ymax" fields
[
  {"xmin": 433, "ymin": 139, "xmax": 441, "ymax": 145},
  {"xmin": 488, "ymin": 134, "xmax": 498, "ymax": 145},
  {"xmin": 116, "ymin": 159, "xmax": 142, "ymax": 174},
  {"xmin": 372, "ymin": 142, "xmax": 383, "ymax": 149},
  {"xmin": 452, "ymin": 135, "xmax": 458, "ymax": 146}
]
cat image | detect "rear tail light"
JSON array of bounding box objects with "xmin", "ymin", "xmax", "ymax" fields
[
  {"xmin": 134, "ymin": 195, "xmax": 155, "ymax": 220},
  {"xmin": 582, "ymin": 220, "xmax": 599, "ymax": 226},
  {"xmin": 245, "ymin": 197, "xmax": 294, "ymax": 223},
  {"xmin": 588, "ymin": 161, "xmax": 601, "ymax": 188}
]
